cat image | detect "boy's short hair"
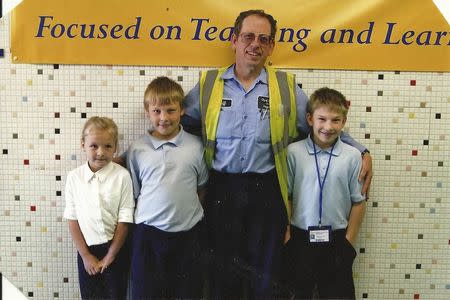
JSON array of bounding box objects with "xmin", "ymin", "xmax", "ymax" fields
[
  {"xmin": 81, "ymin": 116, "xmax": 118, "ymax": 147},
  {"xmin": 144, "ymin": 76, "xmax": 184, "ymax": 111},
  {"xmin": 234, "ymin": 9, "xmax": 277, "ymax": 39},
  {"xmin": 308, "ymin": 87, "xmax": 349, "ymax": 117}
]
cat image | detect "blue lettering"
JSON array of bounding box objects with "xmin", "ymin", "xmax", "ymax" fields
[
  {"xmin": 320, "ymin": 28, "xmax": 336, "ymax": 43},
  {"xmin": 67, "ymin": 24, "xmax": 78, "ymax": 38},
  {"xmin": 338, "ymin": 29, "xmax": 354, "ymax": 43},
  {"xmin": 416, "ymin": 31, "xmax": 432, "ymax": 45},
  {"xmin": 50, "ymin": 24, "xmax": 65, "ymax": 38},
  {"xmin": 279, "ymin": 28, "xmax": 295, "ymax": 42},
  {"xmin": 124, "ymin": 17, "xmax": 141, "ymax": 39},
  {"xmin": 80, "ymin": 24, "xmax": 95, "ymax": 39},
  {"xmin": 294, "ymin": 29, "xmax": 310, "ymax": 52},
  {"xmin": 383, "ymin": 22, "xmax": 400, "ymax": 44},
  {"xmin": 219, "ymin": 27, "xmax": 233, "ymax": 41},
  {"xmin": 97, "ymin": 24, "xmax": 108, "ymax": 39},
  {"xmin": 384, "ymin": 23, "xmax": 450, "ymax": 46},
  {"xmin": 110, "ymin": 24, "xmax": 124, "ymax": 39},
  {"xmin": 279, "ymin": 28, "xmax": 310, "ymax": 52},
  {"xmin": 35, "ymin": 16, "xmax": 53, "ymax": 37},
  {"xmin": 166, "ymin": 25, "xmax": 181, "ymax": 40},
  {"xmin": 205, "ymin": 26, "xmax": 218, "ymax": 41},
  {"xmin": 357, "ymin": 22, "xmax": 374, "ymax": 44},
  {"xmin": 401, "ymin": 31, "xmax": 415, "ymax": 45},
  {"xmin": 191, "ymin": 18, "xmax": 209, "ymax": 40},
  {"xmin": 434, "ymin": 31, "xmax": 447, "ymax": 45},
  {"xmin": 150, "ymin": 25, "xmax": 164, "ymax": 40}
]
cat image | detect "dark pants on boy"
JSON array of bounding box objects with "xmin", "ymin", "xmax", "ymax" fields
[
  {"xmin": 131, "ymin": 222, "xmax": 203, "ymax": 299},
  {"xmin": 77, "ymin": 241, "xmax": 129, "ymax": 300},
  {"xmin": 206, "ymin": 169, "xmax": 288, "ymax": 299},
  {"xmin": 286, "ymin": 226, "xmax": 357, "ymax": 299}
]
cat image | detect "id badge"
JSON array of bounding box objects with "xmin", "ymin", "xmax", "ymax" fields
[{"xmin": 308, "ymin": 225, "xmax": 332, "ymax": 243}]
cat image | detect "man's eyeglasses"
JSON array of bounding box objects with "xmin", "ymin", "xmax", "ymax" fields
[{"xmin": 238, "ymin": 32, "xmax": 273, "ymax": 46}]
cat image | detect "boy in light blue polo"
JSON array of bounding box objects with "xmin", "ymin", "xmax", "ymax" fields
[
  {"xmin": 286, "ymin": 87, "xmax": 366, "ymax": 299},
  {"xmin": 127, "ymin": 77, "xmax": 208, "ymax": 299}
]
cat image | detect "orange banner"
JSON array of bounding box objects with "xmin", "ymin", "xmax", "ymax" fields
[{"xmin": 10, "ymin": 0, "xmax": 450, "ymax": 71}]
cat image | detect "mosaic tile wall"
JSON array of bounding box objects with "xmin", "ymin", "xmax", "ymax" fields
[{"xmin": 1, "ymin": 15, "xmax": 450, "ymax": 300}]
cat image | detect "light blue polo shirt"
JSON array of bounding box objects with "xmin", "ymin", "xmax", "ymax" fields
[
  {"xmin": 127, "ymin": 127, "xmax": 208, "ymax": 232},
  {"xmin": 183, "ymin": 65, "xmax": 365, "ymax": 174},
  {"xmin": 287, "ymin": 135, "xmax": 365, "ymax": 230}
]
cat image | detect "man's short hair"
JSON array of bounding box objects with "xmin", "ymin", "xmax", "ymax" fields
[{"xmin": 233, "ymin": 9, "xmax": 277, "ymax": 39}]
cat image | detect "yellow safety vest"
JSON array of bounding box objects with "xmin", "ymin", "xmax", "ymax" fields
[{"xmin": 199, "ymin": 65, "xmax": 298, "ymax": 218}]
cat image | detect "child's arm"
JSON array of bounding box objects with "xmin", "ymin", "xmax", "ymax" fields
[
  {"xmin": 99, "ymin": 222, "xmax": 130, "ymax": 273},
  {"xmin": 196, "ymin": 145, "xmax": 209, "ymax": 207},
  {"xmin": 68, "ymin": 220, "xmax": 101, "ymax": 275},
  {"xmin": 98, "ymin": 170, "xmax": 134, "ymax": 273},
  {"xmin": 345, "ymin": 201, "xmax": 366, "ymax": 245}
]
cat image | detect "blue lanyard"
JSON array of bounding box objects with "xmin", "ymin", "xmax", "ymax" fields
[{"xmin": 313, "ymin": 142, "xmax": 335, "ymax": 227}]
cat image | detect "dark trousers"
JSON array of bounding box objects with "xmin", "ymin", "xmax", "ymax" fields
[
  {"xmin": 285, "ymin": 226, "xmax": 357, "ymax": 299},
  {"xmin": 206, "ymin": 170, "xmax": 288, "ymax": 299},
  {"xmin": 77, "ymin": 241, "xmax": 129, "ymax": 300},
  {"xmin": 131, "ymin": 222, "xmax": 203, "ymax": 299}
]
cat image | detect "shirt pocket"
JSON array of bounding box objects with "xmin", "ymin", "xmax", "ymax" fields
[
  {"xmin": 216, "ymin": 109, "xmax": 236, "ymax": 140},
  {"xmin": 256, "ymin": 111, "xmax": 271, "ymax": 144}
]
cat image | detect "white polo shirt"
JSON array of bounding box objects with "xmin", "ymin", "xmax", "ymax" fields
[{"xmin": 64, "ymin": 162, "xmax": 135, "ymax": 246}]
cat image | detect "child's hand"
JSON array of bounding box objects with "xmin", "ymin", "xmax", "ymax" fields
[
  {"xmin": 345, "ymin": 234, "xmax": 356, "ymax": 246},
  {"xmin": 82, "ymin": 253, "xmax": 101, "ymax": 276},
  {"xmin": 99, "ymin": 253, "xmax": 116, "ymax": 274}
]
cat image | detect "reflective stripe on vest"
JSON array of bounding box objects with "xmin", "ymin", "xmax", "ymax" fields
[
  {"xmin": 199, "ymin": 66, "xmax": 298, "ymax": 218},
  {"xmin": 199, "ymin": 67, "xmax": 227, "ymax": 167}
]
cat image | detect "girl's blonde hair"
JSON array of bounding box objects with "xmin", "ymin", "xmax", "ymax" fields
[{"xmin": 81, "ymin": 116, "xmax": 118, "ymax": 148}]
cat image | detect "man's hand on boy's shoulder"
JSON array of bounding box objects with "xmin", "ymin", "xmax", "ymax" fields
[
  {"xmin": 359, "ymin": 152, "xmax": 373, "ymax": 198},
  {"xmin": 113, "ymin": 155, "xmax": 126, "ymax": 168}
]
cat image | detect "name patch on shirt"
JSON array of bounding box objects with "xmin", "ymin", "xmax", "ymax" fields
[
  {"xmin": 258, "ymin": 96, "xmax": 270, "ymax": 119},
  {"xmin": 221, "ymin": 98, "xmax": 232, "ymax": 109}
]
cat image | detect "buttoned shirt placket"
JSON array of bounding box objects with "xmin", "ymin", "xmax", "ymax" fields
[{"xmin": 91, "ymin": 174, "xmax": 106, "ymax": 239}]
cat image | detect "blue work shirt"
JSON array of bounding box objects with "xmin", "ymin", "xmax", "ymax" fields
[
  {"xmin": 183, "ymin": 65, "xmax": 309, "ymax": 173},
  {"xmin": 182, "ymin": 65, "xmax": 364, "ymax": 174}
]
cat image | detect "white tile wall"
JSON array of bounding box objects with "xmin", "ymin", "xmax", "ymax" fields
[{"xmin": 1, "ymin": 14, "xmax": 450, "ymax": 300}]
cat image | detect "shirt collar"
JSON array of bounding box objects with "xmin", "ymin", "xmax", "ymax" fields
[
  {"xmin": 305, "ymin": 134, "xmax": 343, "ymax": 156},
  {"xmin": 222, "ymin": 64, "xmax": 268, "ymax": 85},
  {"xmin": 82, "ymin": 161, "xmax": 114, "ymax": 183},
  {"xmin": 148, "ymin": 125, "xmax": 184, "ymax": 150}
]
